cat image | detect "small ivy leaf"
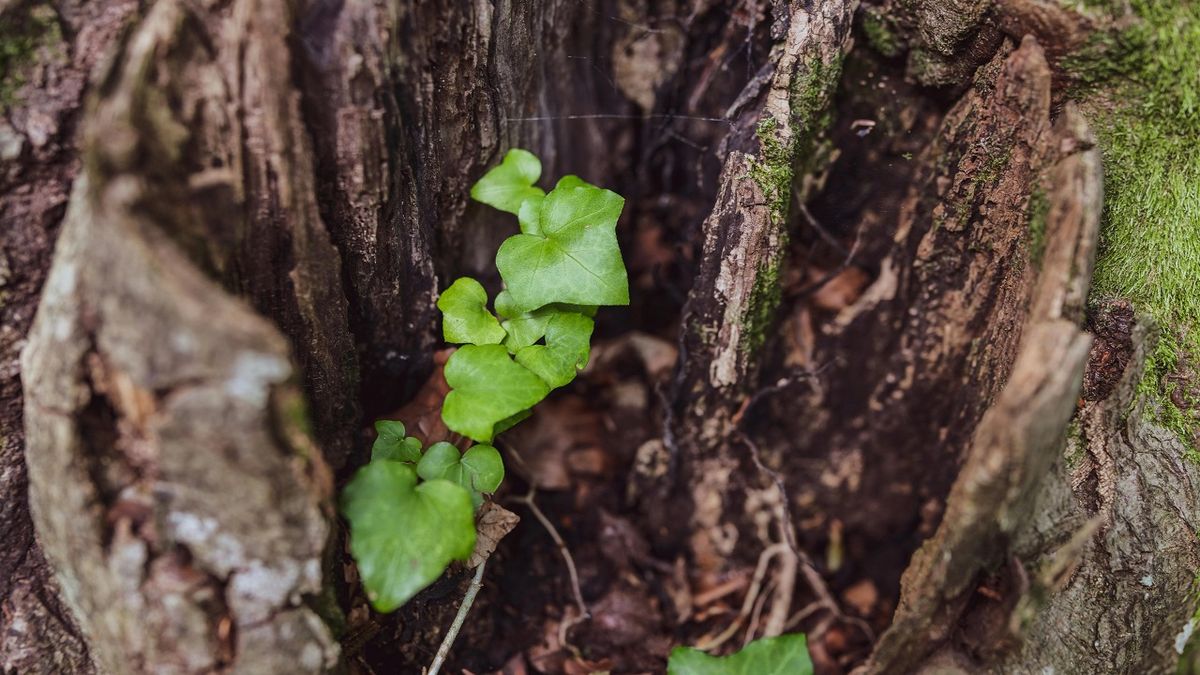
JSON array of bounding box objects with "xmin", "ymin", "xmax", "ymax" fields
[
  {"xmin": 371, "ymin": 420, "xmax": 422, "ymax": 463},
  {"xmin": 495, "ymin": 290, "xmax": 519, "ymax": 319},
  {"xmin": 515, "ymin": 312, "xmax": 594, "ymax": 388},
  {"xmin": 470, "ymin": 148, "xmax": 545, "ymax": 216},
  {"xmin": 502, "ymin": 306, "xmax": 558, "ymax": 353},
  {"xmin": 340, "ymin": 462, "xmax": 475, "ymax": 613},
  {"xmin": 417, "ymin": 442, "xmax": 505, "ymax": 507},
  {"xmin": 442, "ymin": 344, "xmax": 550, "ymax": 442},
  {"xmin": 496, "ymin": 182, "xmax": 629, "ymax": 313},
  {"xmin": 502, "ymin": 304, "xmax": 599, "ymax": 354},
  {"xmin": 667, "ymin": 634, "xmax": 813, "ymax": 675},
  {"xmin": 554, "ymin": 174, "xmax": 594, "ymax": 190},
  {"xmin": 438, "ymin": 277, "xmax": 506, "ymax": 345},
  {"xmin": 518, "ymin": 199, "xmax": 541, "ymax": 235}
]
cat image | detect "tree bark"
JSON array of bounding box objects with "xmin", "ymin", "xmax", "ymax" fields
[{"xmin": 3, "ymin": 0, "xmax": 1197, "ymax": 673}]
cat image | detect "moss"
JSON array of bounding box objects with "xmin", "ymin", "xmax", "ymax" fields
[
  {"xmin": 740, "ymin": 255, "xmax": 784, "ymax": 355},
  {"xmin": 1069, "ymin": 0, "xmax": 1200, "ymax": 453},
  {"xmin": 788, "ymin": 56, "xmax": 842, "ymax": 152},
  {"xmin": 749, "ymin": 117, "xmax": 795, "ymax": 223},
  {"xmin": 1027, "ymin": 187, "xmax": 1049, "ymax": 267},
  {"xmin": 862, "ymin": 7, "xmax": 902, "ymax": 58},
  {"xmin": 1063, "ymin": 417, "xmax": 1086, "ymax": 469},
  {"xmin": 741, "ymin": 56, "xmax": 844, "ymax": 354},
  {"xmin": 747, "ymin": 55, "xmax": 844, "ymax": 224},
  {"xmin": 0, "ymin": 4, "xmax": 61, "ymax": 107},
  {"xmin": 1137, "ymin": 329, "xmax": 1200, "ymax": 459}
]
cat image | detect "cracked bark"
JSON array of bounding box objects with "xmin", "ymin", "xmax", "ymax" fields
[{"xmin": 3, "ymin": 0, "xmax": 1198, "ymax": 672}]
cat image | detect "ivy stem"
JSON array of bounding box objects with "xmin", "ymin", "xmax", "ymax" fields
[{"xmin": 427, "ymin": 560, "xmax": 487, "ymax": 675}]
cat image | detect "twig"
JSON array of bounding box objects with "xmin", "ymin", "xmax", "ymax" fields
[
  {"xmin": 427, "ymin": 560, "xmax": 487, "ymax": 675},
  {"xmin": 798, "ymin": 203, "xmax": 852, "ymax": 257},
  {"xmin": 511, "ymin": 486, "xmax": 590, "ymax": 651}
]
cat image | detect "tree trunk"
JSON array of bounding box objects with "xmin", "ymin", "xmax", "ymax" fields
[{"xmin": 3, "ymin": 0, "xmax": 1197, "ymax": 673}]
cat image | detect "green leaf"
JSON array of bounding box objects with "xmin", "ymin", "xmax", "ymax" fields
[
  {"xmin": 371, "ymin": 420, "xmax": 422, "ymax": 463},
  {"xmin": 667, "ymin": 635, "xmax": 813, "ymax": 675},
  {"xmin": 496, "ymin": 181, "xmax": 629, "ymax": 313},
  {"xmin": 442, "ymin": 345, "xmax": 550, "ymax": 442},
  {"xmin": 438, "ymin": 277, "xmax": 506, "ymax": 345},
  {"xmin": 417, "ymin": 442, "xmax": 505, "ymax": 506},
  {"xmin": 470, "ymin": 148, "xmax": 545, "ymax": 216},
  {"xmin": 495, "ymin": 290, "xmax": 519, "ymax": 319},
  {"xmin": 501, "ymin": 304, "xmax": 599, "ymax": 354},
  {"xmin": 340, "ymin": 462, "xmax": 475, "ymax": 612},
  {"xmin": 501, "ymin": 306, "xmax": 558, "ymax": 353},
  {"xmin": 515, "ymin": 312, "xmax": 594, "ymax": 388},
  {"xmin": 493, "ymin": 409, "xmax": 532, "ymax": 435},
  {"xmin": 518, "ymin": 199, "xmax": 541, "ymax": 235},
  {"xmin": 554, "ymin": 174, "xmax": 594, "ymax": 190}
]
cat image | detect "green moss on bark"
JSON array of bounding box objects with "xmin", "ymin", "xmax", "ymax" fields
[
  {"xmin": 1027, "ymin": 186, "xmax": 1049, "ymax": 267},
  {"xmin": 740, "ymin": 56, "xmax": 844, "ymax": 355},
  {"xmin": 862, "ymin": 7, "xmax": 903, "ymax": 58},
  {"xmin": 0, "ymin": 4, "xmax": 61, "ymax": 106},
  {"xmin": 748, "ymin": 56, "xmax": 844, "ymax": 224},
  {"xmin": 1067, "ymin": 0, "xmax": 1200, "ymax": 452},
  {"xmin": 740, "ymin": 256, "xmax": 784, "ymax": 356}
]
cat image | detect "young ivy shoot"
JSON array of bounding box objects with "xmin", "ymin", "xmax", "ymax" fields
[{"xmin": 340, "ymin": 150, "xmax": 630, "ymax": 612}]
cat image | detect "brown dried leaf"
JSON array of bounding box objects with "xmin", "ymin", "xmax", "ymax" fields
[
  {"xmin": 469, "ymin": 502, "xmax": 520, "ymax": 568},
  {"xmin": 388, "ymin": 348, "xmax": 453, "ymax": 446},
  {"xmin": 504, "ymin": 395, "xmax": 603, "ymax": 491}
]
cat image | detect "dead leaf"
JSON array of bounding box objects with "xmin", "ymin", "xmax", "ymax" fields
[
  {"xmin": 504, "ymin": 395, "xmax": 603, "ymax": 491},
  {"xmin": 588, "ymin": 331, "xmax": 678, "ymax": 380},
  {"xmin": 809, "ymin": 266, "xmax": 870, "ymax": 312},
  {"xmin": 387, "ymin": 348, "xmax": 454, "ymax": 446},
  {"xmin": 842, "ymin": 579, "xmax": 879, "ymax": 616},
  {"xmin": 470, "ymin": 502, "xmax": 521, "ymax": 567}
]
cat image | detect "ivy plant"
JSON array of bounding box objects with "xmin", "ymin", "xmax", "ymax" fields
[
  {"xmin": 341, "ymin": 149, "xmax": 628, "ymax": 611},
  {"xmin": 667, "ymin": 634, "xmax": 813, "ymax": 675}
]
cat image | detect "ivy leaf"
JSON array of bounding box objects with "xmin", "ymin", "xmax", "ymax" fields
[
  {"xmin": 438, "ymin": 277, "xmax": 506, "ymax": 345},
  {"xmin": 493, "ymin": 409, "xmax": 532, "ymax": 435},
  {"xmin": 442, "ymin": 345, "xmax": 550, "ymax": 442},
  {"xmin": 667, "ymin": 634, "xmax": 813, "ymax": 675},
  {"xmin": 501, "ymin": 304, "xmax": 599, "ymax": 354},
  {"xmin": 496, "ymin": 181, "xmax": 629, "ymax": 313},
  {"xmin": 417, "ymin": 442, "xmax": 505, "ymax": 507},
  {"xmin": 340, "ymin": 462, "xmax": 475, "ymax": 612},
  {"xmin": 515, "ymin": 312, "xmax": 594, "ymax": 388},
  {"xmin": 495, "ymin": 290, "xmax": 519, "ymax": 319},
  {"xmin": 371, "ymin": 420, "xmax": 422, "ymax": 463},
  {"xmin": 470, "ymin": 148, "xmax": 545, "ymax": 216},
  {"xmin": 554, "ymin": 175, "xmax": 593, "ymax": 190},
  {"xmin": 518, "ymin": 199, "xmax": 541, "ymax": 235},
  {"xmin": 501, "ymin": 306, "xmax": 557, "ymax": 353}
]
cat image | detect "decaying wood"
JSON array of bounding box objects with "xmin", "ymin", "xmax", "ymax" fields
[
  {"xmin": 17, "ymin": 3, "xmax": 354, "ymax": 668},
  {"xmin": 6, "ymin": 0, "xmax": 1200, "ymax": 672},
  {"xmin": 755, "ymin": 37, "xmax": 1055, "ymax": 626},
  {"xmin": 23, "ymin": 170, "xmax": 339, "ymax": 671},
  {"xmin": 1, "ymin": 0, "xmax": 138, "ymax": 670},
  {"xmin": 998, "ymin": 318, "xmax": 1200, "ymax": 674},
  {"xmin": 864, "ymin": 97, "xmax": 1102, "ymax": 673},
  {"xmin": 663, "ymin": 0, "xmax": 857, "ymax": 576},
  {"xmin": 15, "ymin": 0, "xmax": 362, "ymax": 670}
]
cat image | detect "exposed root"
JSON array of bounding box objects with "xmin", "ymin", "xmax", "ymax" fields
[
  {"xmin": 738, "ymin": 432, "xmax": 876, "ymax": 644},
  {"xmin": 694, "ymin": 542, "xmax": 789, "ymax": 650}
]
